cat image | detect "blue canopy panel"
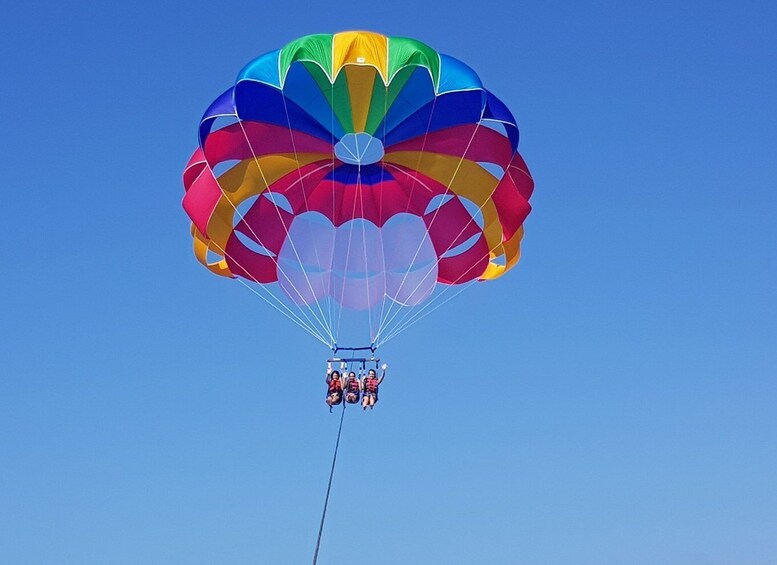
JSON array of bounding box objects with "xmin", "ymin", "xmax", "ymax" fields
[
  {"xmin": 282, "ymin": 62, "xmax": 346, "ymax": 140},
  {"xmin": 233, "ymin": 80, "xmax": 334, "ymax": 143},
  {"xmin": 383, "ymin": 89, "xmax": 486, "ymax": 147},
  {"xmin": 437, "ymin": 54, "xmax": 483, "ymax": 94},
  {"xmin": 483, "ymin": 91, "xmax": 520, "ymax": 151},
  {"xmin": 373, "ymin": 67, "xmax": 436, "ymax": 140},
  {"xmin": 237, "ymin": 49, "xmax": 282, "ymax": 87},
  {"xmin": 199, "ymin": 87, "xmax": 237, "ymax": 147}
]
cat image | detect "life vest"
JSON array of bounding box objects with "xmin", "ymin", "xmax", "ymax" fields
[
  {"xmin": 346, "ymin": 377, "xmax": 360, "ymax": 394},
  {"xmin": 364, "ymin": 376, "xmax": 379, "ymax": 394},
  {"xmin": 328, "ymin": 378, "xmax": 342, "ymax": 394}
]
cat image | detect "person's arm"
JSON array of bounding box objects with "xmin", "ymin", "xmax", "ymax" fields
[
  {"xmin": 378, "ymin": 363, "xmax": 387, "ymax": 385},
  {"xmin": 326, "ymin": 362, "xmax": 332, "ymax": 383}
]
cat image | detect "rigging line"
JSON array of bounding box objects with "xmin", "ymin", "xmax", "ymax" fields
[
  {"xmin": 208, "ymin": 238, "xmax": 332, "ymax": 346},
  {"xmin": 328, "ymin": 74, "xmax": 340, "ymax": 342},
  {"xmin": 375, "ymin": 234, "xmax": 489, "ymax": 344},
  {"xmin": 378, "ymin": 240, "xmax": 485, "ymax": 342},
  {"xmin": 374, "ymin": 187, "xmax": 506, "ymax": 343},
  {"xmin": 377, "ymin": 231, "xmax": 500, "ymax": 347},
  {"xmin": 280, "ymin": 85, "xmax": 336, "ymax": 338},
  {"xmin": 373, "ymin": 117, "xmax": 485, "ymax": 342},
  {"xmin": 236, "ymin": 116, "xmax": 336, "ymax": 345},
  {"xmin": 358, "ymin": 165, "xmax": 376, "ymax": 342},
  {"xmin": 377, "ymin": 279, "xmax": 477, "ymax": 347},
  {"xmin": 377, "ymin": 230, "xmax": 497, "ymax": 346},
  {"xmin": 375, "ymin": 118, "xmax": 507, "ymax": 341},
  {"xmin": 375, "ymin": 74, "xmax": 391, "ymax": 343},
  {"xmin": 334, "ymin": 166, "xmax": 364, "ymax": 340},
  {"xmin": 374, "ymin": 102, "xmax": 486, "ymax": 340},
  {"xmin": 192, "ymin": 161, "xmax": 323, "ymax": 339},
  {"xmin": 235, "ymin": 278, "xmax": 331, "ymax": 347},
  {"xmin": 199, "ymin": 119, "xmax": 332, "ymax": 338},
  {"xmin": 372, "ymin": 94, "xmax": 439, "ymax": 338},
  {"xmin": 378, "ymin": 286, "xmax": 473, "ymax": 347},
  {"xmin": 329, "ymin": 76, "xmax": 338, "ymax": 344},
  {"xmin": 375, "ymin": 164, "xmax": 502, "ymax": 344},
  {"xmin": 311, "ymin": 400, "xmax": 347, "ymax": 565},
  {"xmin": 205, "ymin": 155, "xmax": 334, "ymax": 343}
]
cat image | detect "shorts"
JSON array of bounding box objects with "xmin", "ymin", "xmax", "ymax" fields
[{"xmin": 345, "ymin": 392, "xmax": 360, "ymax": 403}]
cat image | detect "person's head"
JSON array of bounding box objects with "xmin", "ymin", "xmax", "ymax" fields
[
  {"xmin": 349, "ymin": 371, "xmax": 356, "ymax": 378},
  {"xmin": 331, "ymin": 370, "xmax": 341, "ymax": 379},
  {"xmin": 368, "ymin": 369, "xmax": 376, "ymax": 377}
]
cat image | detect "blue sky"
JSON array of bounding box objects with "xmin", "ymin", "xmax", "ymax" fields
[{"xmin": 1, "ymin": 0, "xmax": 776, "ymax": 563}]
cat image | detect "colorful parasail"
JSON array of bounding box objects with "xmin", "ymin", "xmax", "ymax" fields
[{"xmin": 182, "ymin": 31, "xmax": 534, "ymax": 349}]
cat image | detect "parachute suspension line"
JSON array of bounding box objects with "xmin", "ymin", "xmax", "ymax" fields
[
  {"xmin": 373, "ymin": 117, "xmax": 484, "ymax": 343},
  {"xmin": 280, "ymin": 88, "xmax": 337, "ymax": 339},
  {"xmin": 374, "ymin": 77, "xmax": 391, "ymax": 344},
  {"xmin": 235, "ymin": 278, "xmax": 332, "ymax": 347},
  {"xmin": 210, "ymin": 135, "xmax": 334, "ymax": 345},
  {"xmin": 372, "ymin": 96, "xmax": 439, "ymax": 340},
  {"xmin": 333, "ymin": 164, "xmax": 363, "ymax": 340},
  {"xmin": 207, "ymin": 241, "xmax": 330, "ymax": 345},
  {"xmin": 236, "ymin": 118, "xmax": 337, "ymax": 346},
  {"xmin": 199, "ymin": 125, "xmax": 334, "ymax": 344},
  {"xmin": 358, "ymin": 167, "xmax": 376, "ymax": 342},
  {"xmin": 377, "ymin": 280, "xmax": 475, "ymax": 347},
  {"xmin": 329, "ymin": 77, "xmax": 337, "ymax": 343},
  {"xmin": 374, "ymin": 104, "xmax": 483, "ymax": 341},
  {"xmin": 377, "ymin": 141, "xmax": 513, "ymax": 347},
  {"xmin": 311, "ymin": 399, "xmax": 347, "ymax": 565},
  {"xmin": 375, "ymin": 190, "xmax": 500, "ymax": 346},
  {"xmin": 214, "ymin": 145, "xmax": 334, "ymax": 343},
  {"xmin": 376, "ymin": 181, "xmax": 502, "ymax": 346},
  {"xmin": 207, "ymin": 238, "xmax": 332, "ymax": 347},
  {"xmin": 377, "ymin": 238, "xmax": 490, "ymax": 345}
]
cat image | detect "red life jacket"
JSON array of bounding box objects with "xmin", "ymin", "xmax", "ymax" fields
[
  {"xmin": 364, "ymin": 376, "xmax": 379, "ymax": 394},
  {"xmin": 346, "ymin": 377, "xmax": 360, "ymax": 393},
  {"xmin": 328, "ymin": 378, "xmax": 342, "ymax": 394}
]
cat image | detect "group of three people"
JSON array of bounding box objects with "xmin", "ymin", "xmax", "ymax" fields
[{"xmin": 326, "ymin": 364, "xmax": 387, "ymax": 410}]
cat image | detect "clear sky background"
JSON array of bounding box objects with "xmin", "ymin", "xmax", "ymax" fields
[{"xmin": 1, "ymin": 1, "xmax": 776, "ymax": 563}]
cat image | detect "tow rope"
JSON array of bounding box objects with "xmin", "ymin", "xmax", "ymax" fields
[{"xmin": 311, "ymin": 399, "xmax": 346, "ymax": 565}]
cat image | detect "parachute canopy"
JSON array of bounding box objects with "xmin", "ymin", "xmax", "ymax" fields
[{"xmin": 182, "ymin": 31, "xmax": 534, "ymax": 347}]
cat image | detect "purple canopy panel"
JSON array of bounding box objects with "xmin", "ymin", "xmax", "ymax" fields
[
  {"xmin": 382, "ymin": 214, "xmax": 438, "ymax": 306},
  {"xmin": 331, "ymin": 219, "xmax": 386, "ymax": 310},
  {"xmin": 277, "ymin": 212, "xmax": 334, "ymax": 306}
]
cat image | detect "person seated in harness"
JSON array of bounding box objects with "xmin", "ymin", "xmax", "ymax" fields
[
  {"xmin": 343, "ymin": 371, "xmax": 361, "ymax": 404},
  {"xmin": 325, "ymin": 365, "xmax": 343, "ymax": 409},
  {"xmin": 362, "ymin": 364, "xmax": 387, "ymax": 410}
]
